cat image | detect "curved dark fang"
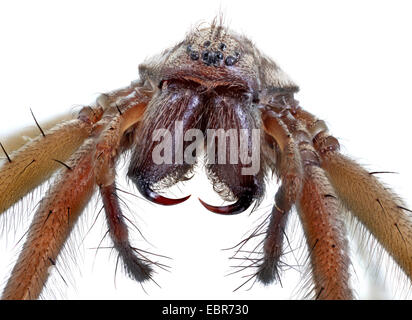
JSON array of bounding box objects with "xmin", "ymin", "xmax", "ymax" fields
[
  {"xmin": 140, "ymin": 186, "xmax": 191, "ymax": 206},
  {"xmin": 198, "ymin": 195, "xmax": 254, "ymax": 215}
]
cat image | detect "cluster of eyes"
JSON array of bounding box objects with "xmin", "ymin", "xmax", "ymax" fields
[{"xmin": 186, "ymin": 40, "xmax": 240, "ymax": 67}]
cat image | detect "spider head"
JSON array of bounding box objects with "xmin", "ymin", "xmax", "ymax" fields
[
  {"xmin": 176, "ymin": 26, "xmax": 255, "ymax": 90},
  {"xmin": 139, "ymin": 24, "xmax": 297, "ymax": 96},
  {"xmin": 139, "ymin": 26, "xmax": 266, "ymax": 93},
  {"xmin": 130, "ymin": 24, "xmax": 298, "ymax": 214}
]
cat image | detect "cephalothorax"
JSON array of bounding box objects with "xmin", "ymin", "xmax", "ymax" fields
[{"xmin": 1, "ymin": 21, "xmax": 411, "ymax": 300}]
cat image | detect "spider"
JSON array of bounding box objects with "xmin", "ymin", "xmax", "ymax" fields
[{"xmin": 0, "ymin": 20, "xmax": 411, "ymax": 300}]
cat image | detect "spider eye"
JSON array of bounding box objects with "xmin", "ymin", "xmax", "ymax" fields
[
  {"xmin": 201, "ymin": 50, "xmax": 221, "ymax": 66},
  {"xmin": 219, "ymin": 43, "xmax": 226, "ymax": 51},
  {"xmin": 202, "ymin": 50, "xmax": 215, "ymax": 66},
  {"xmin": 190, "ymin": 51, "xmax": 199, "ymax": 60},
  {"xmin": 202, "ymin": 50, "xmax": 209, "ymax": 61},
  {"xmin": 225, "ymin": 55, "xmax": 236, "ymax": 66}
]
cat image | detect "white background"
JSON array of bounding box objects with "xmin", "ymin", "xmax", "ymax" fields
[{"xmin": 0, "ymin": 0, "xmax": 412, "ymax": 300}]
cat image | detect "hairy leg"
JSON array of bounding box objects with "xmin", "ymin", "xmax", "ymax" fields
[
  {"xmin": 294, "ymin": 106, "xmax": 412, "ymax": 281},
  {"xmin": 258, "ymin": 110, "xmax": 303, "ymax": 284},
  {"xmin": 0, "ymin": 112, "xmax": 75, "ymax": 152},
  {"xmin": 0, "ymin": 80, "xmax": 151, "ymax": 217},
  {"xmin": 1, "ymin": 138, "xmax": 98, "ymax": 299},
  {"xmin": 261, "ymin": 107, "xmax": 352, "ymax": 299},
  {"xmin": 100, "ymin": 183, "xmax": 153, "ymax": 282},
  {"xmin": 1, "ymin": 85, "xmax": 150, "ymax": 299},
  {"xmin": 314, "ymin": 130, "xmax": 412, "ymax": 280},
  {"xmin": 294, "ymin": 118, "xmax": 352, "ymax": 299},
  {"xmin": 0, "ymin": 107, "xmax": 102, "ymax": 215},
  {"xmin": 298, "ymin": 163, "xmax": 352, "ymax": 299}
]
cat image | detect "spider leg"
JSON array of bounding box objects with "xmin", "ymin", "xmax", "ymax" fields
[
  {"xmin": 96, "ymin": 94, "xmax": 156, "ymax": 282},
  {"xmin": 0, "ymin": 106, "xmax": 104, "ymax": 216},
  {"xmin": 100, "ymin": 183, "xmax": 153, "ymax": 282},
  {"xmin": 297, "ymin": 153, "xmax": 352, "ymax": 299},
  {"xmin": 0, "ymin": 80, "xmax": 151, "ymax": 217},
  {"xmin": 1, "ymin": 137, "xmax": 98, "ymax": 299},
  {"xmin": 257, "ymin": 111, "xmax": 303, "ymax": 284},
  {"xmin": 299, "ymin": 112, "xmax": 412, "ymax": 281},
  {"xmin": 1, "ymin": 87, "xmax": 150, "ymax": 299},
  {"xmin": 262, "ymin": 108, "xmax": 353, "ymax": 299},
  {"xmin": 0, "ymin": 111, "xmax": 75, "ymax": 153}
]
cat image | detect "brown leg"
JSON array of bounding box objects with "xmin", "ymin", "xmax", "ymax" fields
[
  {"xmin": 293, "ymin": 106, "xmax": 412, "ymax": 282},
  {"xmin": 298, "ymin": 163, "xmax": 353, "ymax": 299},
  {"xmin": 291, "ymin": 112, "xmax": 352, "ymax": 299},
  {"xmin": 258, "ymin": 110, "xmax": 303, "ymax": 284},
  {"xmin": 256, "ymin": 187, "xmax": 295, "ymax": 284},
  {"xmin": 262, "ymin": 108, "xmax": 352, "ymax": 299},
  {"xmin": 1, "ymin": 139, "xmax": 97, "ymax": 299},
  {"xmin": 1, "ymin": 86, "xmax": 150, "ymax": 299},
  {"xmin": 313, "ymin": 131, "xmax": 412, "ymax": 280},
  {"xmin": 100, "ymin": 183, "xmax": 153, "ymax": 282},
  {"xmin": 0, "ymin": 107, "xmax": 102, "ymax": 215}
]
